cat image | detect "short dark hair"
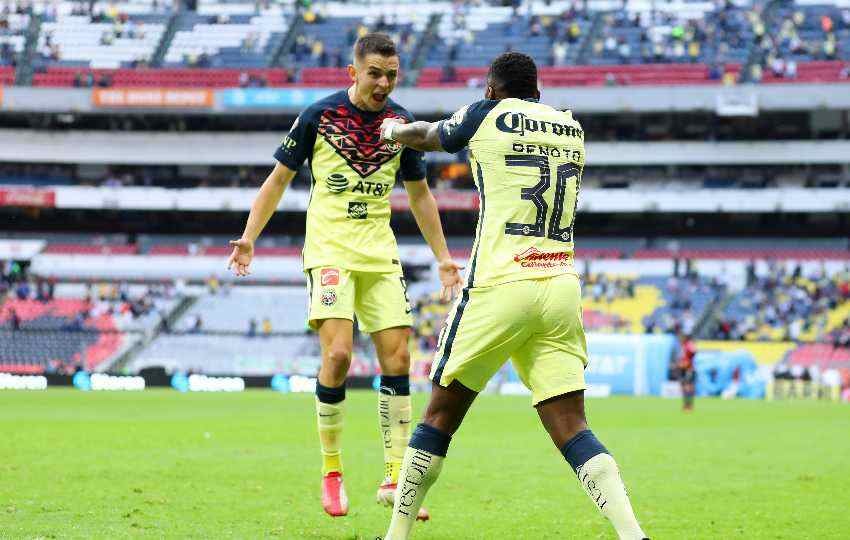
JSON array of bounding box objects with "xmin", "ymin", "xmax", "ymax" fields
[
  {"xmin": 353, "ymin": 32, "xmax": 397, "ymax": 61},
  {"xmin": 487, "ymin": 52, "xmax": 538, "ymax": 98}
]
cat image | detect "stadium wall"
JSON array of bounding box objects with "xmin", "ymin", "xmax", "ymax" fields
[
  {"xmin": 3, "ymin": 83, "xmax": 850, "ymax": 115},
  {"xmin": 3, "ymin": 130, "xmax": 850, "ymax": 165}
]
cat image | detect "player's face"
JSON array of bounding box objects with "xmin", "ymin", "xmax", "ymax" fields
[{"xmin": 348, "ymin": 53, "xmax": 399, "ymax": 111}]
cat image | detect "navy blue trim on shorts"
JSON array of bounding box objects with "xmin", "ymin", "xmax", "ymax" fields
[
  {"xmin": 466, "ymin": 161, "xmax": 485, "ymax": 289},
  {"xmin": 431, "ymin": 287, "xmax": 469, "ymax": 386},
  {"xmin": 431, "ymin": 163, "xmax": 481, "ymax": 386}
]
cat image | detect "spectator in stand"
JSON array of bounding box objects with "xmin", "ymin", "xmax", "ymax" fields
[
  {"xmin": 262, "ymin": 316, "xmax": 272, "ymax": 337},
  {"xmin": 189, "ymin": 313, "xmax": 203, "ymax": 333},
  {"xmin": 207, "ymin": 274, "xmax": 220, "ymax": 295},
  {"xmin": 784, "ymin": 60, "xmax": 797, "ymax": 80},
  {"xmin": 551, "ymin": 39, "xmax": 567, "ymax": 66},
  {"xmin": 15, "ymin": 280, "xmax": 30, "ymax": 300},
  {"xmin": 8, "ymin": 307, "xmax": 20, "ymax": 331},
  {"xmin": 440, "ymin": 63, "xmax": 457, "ymax": 83}
]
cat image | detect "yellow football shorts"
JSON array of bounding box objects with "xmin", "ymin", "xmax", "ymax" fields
[
  {"xmin": 306, "ymin": 266, "xmax": 413, "ymax": 334},
  {"xmin": 431, "ymin": 272, "xmax": 588, "ymax": 405}
]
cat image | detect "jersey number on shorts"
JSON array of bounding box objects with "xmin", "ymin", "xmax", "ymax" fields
[{"xmin": 503, "ymin": 155, "xmax": 580, "ymax": 243}]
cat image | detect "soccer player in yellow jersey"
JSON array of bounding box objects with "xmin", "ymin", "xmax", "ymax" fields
[
  {"xmin": 378, "ymin": 52, "xmax": 649, "ymax": 539},
  {"xmin": 227, "ymin": 33, "xmax": 462, "ymax": 519}
]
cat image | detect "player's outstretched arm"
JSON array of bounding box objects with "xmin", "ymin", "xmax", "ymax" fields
[
  {"xmin": 404, "ymin": 179, "xmax": 463, "ymax": 300},
  {"xmin": 381, "ymin": 119, "xmax": 444, "ymax": 152},
  {"xmin": 227, "ymin": 162, "xmax": 296, "ymax": 276}
]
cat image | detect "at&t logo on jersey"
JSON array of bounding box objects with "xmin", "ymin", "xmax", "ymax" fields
[
  {"xmin": 326, "ymin": 173, "xmax": 349, "ymax": 193},
  {"xmin": 513, "ymin": 247, "xmax": 573, "ymax": 268}
]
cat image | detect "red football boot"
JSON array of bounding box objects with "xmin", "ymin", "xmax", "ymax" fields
[{"xmin": 322, "ymin": 471, "xmax": 349, "ymax": 517}]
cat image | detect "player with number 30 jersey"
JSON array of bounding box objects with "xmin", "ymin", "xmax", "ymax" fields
[
  {"xmin": 378, "ymin": 52, "xmax": 647, "ymax": 540},
  {"xmin": 438, "ymin": 95, "xmax": 585, "ymax": 289}
]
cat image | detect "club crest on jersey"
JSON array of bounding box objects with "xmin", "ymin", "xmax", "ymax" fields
[
  {"xmin": 326, "ymin": 173, "xmax": 349, "ymax": 193},
  {"xmin": 320, "ymin": 268, "xmax": 340, "ymax": 286},
  {"xmin": 513, "ymin": 247, "xmax": 573, "ymax": 268},
  {"xmin": 321, "ymin": 288, "xmax": 337, "ymax": 306},
  {"xmin": 348, "ymin": 201, "xmax": 368, "ymax": 219}
]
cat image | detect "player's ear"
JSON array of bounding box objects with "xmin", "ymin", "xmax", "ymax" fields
[
  {"xmin": 485, "ymin": 85, "xmax": 494, "ymax": 100},
  {"xmin": 347, "ymin": 63, "xmax": 357, "ymax": 83}
]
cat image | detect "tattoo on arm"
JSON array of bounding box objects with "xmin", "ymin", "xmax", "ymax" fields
[{"xmin": 395, "ymin": 121, "xmax": 444, "ymax": 152}]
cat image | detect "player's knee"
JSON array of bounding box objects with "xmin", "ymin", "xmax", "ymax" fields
[
  {"xmin": 391, "ymin": 346, "xmax": 411, "ymax": 372},
  {"xmin": 324, "ymin": 347, "xmax": 351, "ymax": 375}
]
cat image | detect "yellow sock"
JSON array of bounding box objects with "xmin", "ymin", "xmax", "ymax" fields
[
  {"xmin": 316, "ymin": 398, "xmax": 344, "ymax": 475},
  {"xmin": 379, "ymin": 392, "xmax": 411, "ymax": 482}
]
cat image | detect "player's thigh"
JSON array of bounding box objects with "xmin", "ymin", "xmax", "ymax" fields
[
  {"xmin": 353, "ymin": 271, "xmax": 412, "ymax": 334},
  {"xmin": 512, "ymin": 274, "xmax": 588, "ymax": 406},
  {"xmin": 431, "ymin": 283, "xmax": 532, "ymax": 393},
  {"xmin": 306, "ymin": 266, "xmax": 355, "ymax": 329}
]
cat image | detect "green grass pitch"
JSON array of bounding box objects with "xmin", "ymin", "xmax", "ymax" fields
[{"xmin": 2, "ymin": 389, "xmax": 849, "ymax": 539}]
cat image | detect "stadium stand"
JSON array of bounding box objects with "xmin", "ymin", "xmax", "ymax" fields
[
  {"xmin": 581, "ymin": 274, "xmax": 660, "ymax": 333},
  {"xmin": 34, "ymin": 0, "xmax": 169, "ymax": 69},
  {"xmin": 0, "ymin": 297, "xmax": 133, "ymax": 373},
  {"xmin": 0, "ymin": 10, "xmax": 28, "ymax": 67},
  {"xmin": 0, "ymin": 277, "xmax": 184, "ymax": 374},
  {"xmin": 786, "ymin": 342, "xmax": 850, "ymax": 369},
  {"xmin": 752, "ymin": 0, "xmax": 850, "ymax": 82},
  {"xmin": 9, "ymin": 0, "xmax": 847, "ymax": 87},
  {"xmin": 714, "ymin": 264, "xmax": 850, "ymax": 342},
  {"xmin": 176, "ymin": 285, "xmax": 307, "ymax": 333},
  {"xmin": 163, "ymin": 7, "xmax": 290, "ymax": 69}
]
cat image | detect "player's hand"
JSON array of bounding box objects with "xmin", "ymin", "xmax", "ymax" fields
[
  {"xmin": 437, "ymin": 258, "xmax": 464, "ymax": 302},
  {"xmin": 380, "ymin": 117, "xmax": 403, "ymax": 142},
  {"xmin": 227, "ymin": 238, "xmax": 254, "ymax": 277}
]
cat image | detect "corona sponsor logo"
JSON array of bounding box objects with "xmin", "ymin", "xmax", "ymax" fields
[{"xmin": 495, "ymin": 111, "xmax": 584, "ymax": 139}]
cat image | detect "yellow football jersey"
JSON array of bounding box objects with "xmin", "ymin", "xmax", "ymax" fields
[
  {"xmin": 438, "ymin": 97, "xmax": 585, "ymax": 288},
  {"xmin": 275, "ymin": 90, "xmax": 426, "ymax": 273}
]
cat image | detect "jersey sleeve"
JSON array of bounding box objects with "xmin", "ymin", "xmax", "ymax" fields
[
  {"xmin": 437, "ymin": 99, "xmax": 498, "ymax": 154},
  {"xmin": 273, "ymin": 106, "xmax": 319, "ymax": 170},
  {"xmin": 400, "ymin": 147, "xmax": 426, "ymax": 181}
]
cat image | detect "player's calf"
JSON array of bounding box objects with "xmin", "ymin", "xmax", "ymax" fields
[
  {"xmin": 377, "ymin": 374, "xmax": 412, "ymax": 490},
  {"xmin": 561, "ymin": 430, "xmax": 648, "ymax": 540},
  {"xmin": 316, "ymin": 382, "xmax": 348, "ymax": 517},
  {"xmin": 384, "ymin": 423, "xmax": 450, "ymax": 539}
]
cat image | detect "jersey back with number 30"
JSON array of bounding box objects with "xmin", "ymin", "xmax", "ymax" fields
[{"xmin": 437, "ymin": 97, "xmax": 585, "ymax": 288}]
